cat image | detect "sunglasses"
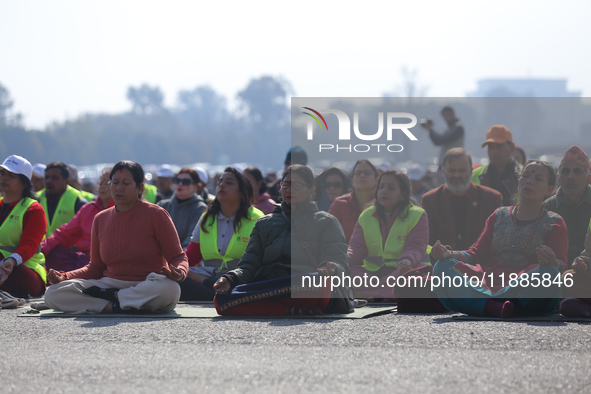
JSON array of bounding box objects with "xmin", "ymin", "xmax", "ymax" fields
[
  {"xmin": 173, "ymin": 177, "xmax": 194, "ymax": 186},
  {"xmin": 324, "ymin": 181, "xmax": 343, "ymax": 189},
  {"xmin": 280, "ymin": 181, "xmax": 307, "ymax": 190}
]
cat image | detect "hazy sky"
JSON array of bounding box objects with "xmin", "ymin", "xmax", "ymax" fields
[{"xmin": 1, "ymin": 0, "xmax": 590, "ymax": 129}]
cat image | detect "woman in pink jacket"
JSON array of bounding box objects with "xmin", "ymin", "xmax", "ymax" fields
[
  {"xmin": 42, "ymin": 169, "xmax": 114, "ymax": 272},
  {"xmin": 347, "ymin": 170, "xmax": 429, "ymax": 300}
]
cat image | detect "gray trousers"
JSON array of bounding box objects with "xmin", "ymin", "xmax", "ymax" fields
[{"xmin": 44, "ymin": 272, "xmax": 180, "ymax": 314}]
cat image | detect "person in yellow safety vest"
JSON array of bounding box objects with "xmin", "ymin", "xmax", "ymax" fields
[
  {"xmin": 348, "ymin": 170, "xmax": 430, "ymax": 300},
  {"xmin": 37, "ymin": 162, "xmax": 88, "ymax": 237},
  {"xmin": 143, "ymin": 183, "xmax": 158, "ymax": 203},
  {"xmin": 471, "ymin": 125, "xmax": 521, "ymax": 206},
  {"xmin": 180, "ymin": 167, "xmax": 264, "ymax": 301},
  {"xmin": 0, "ymin": 155, "xmax": 48, "ymax": 305}
]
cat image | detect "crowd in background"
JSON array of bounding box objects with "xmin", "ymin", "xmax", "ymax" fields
[{"xmin": 1, "ymin": 108, "xmax": 591, "ymax": 318}]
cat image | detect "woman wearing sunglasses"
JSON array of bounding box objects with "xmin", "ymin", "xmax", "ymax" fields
[
  {"xmin": 180, "ymin": 167, "xmax": 264, "ymax": 301},
  {"xmin": 157, "ymin": 168, "xmax": 207, "ymax": 250},
  {"xmin": 313, "ymin": 167, "xmax": 351, "ymax": 212}
]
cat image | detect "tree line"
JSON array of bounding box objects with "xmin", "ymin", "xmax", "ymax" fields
[{"xmin": 0, "ymin": 76, "xmax": 293, "ymax": 169}]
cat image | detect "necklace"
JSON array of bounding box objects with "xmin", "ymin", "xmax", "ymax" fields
[{"xmin": 510, "ymin": 204, "xmax": 545, "ymax": 250}]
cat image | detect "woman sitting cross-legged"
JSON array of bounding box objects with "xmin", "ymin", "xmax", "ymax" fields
[
  {"xmin": 179, "ymin": 167, "xmax": 264, "ymax": 301},
  {"xmin": 347, "ymin": 170, "xmax": 429, "ymax": 300},
  {"xmin": 431, "ymin": 160, "xmax": 567, "ymax": 318},
  {"xmin": 212, "ymin": 164, "xmax": 351, "ymax": 316},
  {"xmin": 44, "ymin": 161, "xmax": 189, "ymax": 314},
  {"xmin": 0, "ymin": 155, "xmax": 47, "ymax": 306}
]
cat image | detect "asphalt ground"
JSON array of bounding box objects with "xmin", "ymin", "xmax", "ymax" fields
[{"xmin": 2, "ymin": 304, "xmax": 591, "ymax": 393}]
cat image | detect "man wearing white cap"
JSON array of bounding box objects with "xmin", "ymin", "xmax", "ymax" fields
[
  {"xmin": 157, "ymin": 164, "xmax": 175, "ymax": 200},
  {"xmin": 193, "ymin": 166, "xmax": 214, "ymax": 205},
  {"xmin": 31, "ymin": 163, "xmax": 46, "ymax": 193},
  {"xmin": 0, "ymin": 155, "xmax": 47, "ymax": 305}
]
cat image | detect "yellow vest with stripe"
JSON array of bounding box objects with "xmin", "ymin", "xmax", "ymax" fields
[
  {"xmin": 79, "ymin": 189, "xmax": 95, "ymax": 203},
  {"xmin": 199, "ymin": 207, "xmax": 264, "ymax": 270},
  {"xmin": 0, "ymin": 197, "xmax": 46, "ymax": 283},
  {"xmin": 38, "ymin": 185, "xmax": 81, "ymax": 236},
  {"xmin": 359, "ymin": 205, "xmax": 425, "ymax": 272},
  {"xmin": 143, "ymin": 184, "xmax": 158, "ymax": 204}
]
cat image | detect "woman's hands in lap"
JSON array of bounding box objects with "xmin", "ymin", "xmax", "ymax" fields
[
  {"xmin": 47, "ymin": 269, "xmax": 66, "ymax": 285},
  {"xmin": 431, "ymin": 241, "xmax": 452, "ymax": 261},
  {"xmin": 536, "ymin": 245, "xmax": 559, "ymax": 267},
  {"xmin": 161, "ymin": 264, "xmax": 184, "ymax": 282},
  {"xmin": 213, "ymin": 277, "xmax": 231, "ymax": 294}
]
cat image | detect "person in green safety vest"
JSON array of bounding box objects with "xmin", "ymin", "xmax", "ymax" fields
[
  {"xmin": 179, "ymin": 167, "xmax": 264, "ymax": 301},
  {"xmin": 348, "ymin": 170, "xmax": 430, "ymax": 300},
  {"xmin": 0, "ymin": 155, "xmax": 48, "ymax": 304},
  {"xmin": 37, "ymin": 162, "xmax": 88, "ymax": 237}
]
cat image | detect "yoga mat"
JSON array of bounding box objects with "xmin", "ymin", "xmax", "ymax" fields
[
  {"xmin": 19, "ymin": 306, "xmax": 396, "ymax": 319},
  {"xmin": 451, "ymin": 313, "xmax": 591, "ymax": 323}
]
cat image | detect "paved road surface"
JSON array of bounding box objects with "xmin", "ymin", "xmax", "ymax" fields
[{"xmin": 2, "ymin": 305, "xmax": 590, "ymax": 393}]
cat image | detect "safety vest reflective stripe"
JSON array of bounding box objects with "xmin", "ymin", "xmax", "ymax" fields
[
  {"xmin": 38, "ymin": 185, "xmax": 81, "ymax": 236},
  {"xmin": 359, "ymin": 205, "xmax": 425, "ymax": 272},
  {"xmin": 0, "ymin": 197, "xmax": 46, "ymax": 283},
  {"xmin": 200, "ymin": 206, "xmax": 264, "ymax": 270}
]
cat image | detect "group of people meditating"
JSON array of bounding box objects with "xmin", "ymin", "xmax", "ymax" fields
[{"xmin": 1, "ymin": 143, "xmax": 590, "ymax": 318}]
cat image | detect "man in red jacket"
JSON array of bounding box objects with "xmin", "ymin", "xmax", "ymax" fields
[{"xmin": 421, "ymin": 148, "xmax": 502, "ymax": 258}]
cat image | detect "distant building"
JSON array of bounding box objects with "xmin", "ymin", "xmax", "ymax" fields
[{"xmin": 468, "ymin": 79, "xmax": 581, "ymax": 97}]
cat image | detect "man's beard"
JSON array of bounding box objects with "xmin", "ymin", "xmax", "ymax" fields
[{"xmin": 446, "ymin": 177, "xmax": 471, "ymax": 195}]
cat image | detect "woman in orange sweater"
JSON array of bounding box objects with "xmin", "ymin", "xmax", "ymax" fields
[{"xmin": 44, "ymin": 161, "xmax": 189, "ymax": 314}]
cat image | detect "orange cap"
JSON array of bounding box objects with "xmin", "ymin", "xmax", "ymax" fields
[{"xmin": 482, "ymin": 125, "xmax": 513, "ymax": 148}]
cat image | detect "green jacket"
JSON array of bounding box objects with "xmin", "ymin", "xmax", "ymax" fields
[{"xmin": 224, "ymin": 202, "xmax": 349, "ymax": 287}]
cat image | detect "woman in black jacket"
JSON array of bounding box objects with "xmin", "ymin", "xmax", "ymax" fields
[{"xmin": 213, "ymin": 165, "xmax": 350, "ymax": 316}]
